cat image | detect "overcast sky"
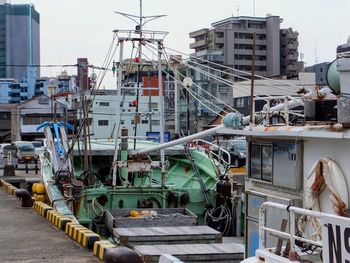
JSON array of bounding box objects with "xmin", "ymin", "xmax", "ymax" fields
[{"xmin": 11, "ymin": 0, "xmax": 350, "ymax": 88}]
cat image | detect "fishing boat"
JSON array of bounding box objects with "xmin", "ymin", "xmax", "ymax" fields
[
  {"xmin": 36, "ymin": 3, "xmax": 246, "ymax": 248},
  {"xmin": 231, "ymin": 57, "xmax": 350, "ymax": 262},
  {"xmin": 37, "ymin": 3, "xmax": 350, "ymax": 262}
]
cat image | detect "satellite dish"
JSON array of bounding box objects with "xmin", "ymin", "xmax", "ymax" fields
[{"xmin": 183, "ymin": 77, "xmax": 193, "ymax": 87}]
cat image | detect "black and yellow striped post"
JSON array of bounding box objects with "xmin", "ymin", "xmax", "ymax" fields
[
  {"xmin": 65, "ymin": 222, "xmax": 100, "ymax": 250},
  {"xmin": 93, "ymin": 240, "xmax": 116, "ymax": 260},
  {"xmin": 33, "ymin": 201, "xmax": 53, "ymax": 217},
  {"xmin": 80, "ymin": 231, "xmax": 100, "ymax": 249}
]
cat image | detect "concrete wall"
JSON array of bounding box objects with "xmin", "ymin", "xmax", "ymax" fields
[
  {"xmin": 89, "ymin": 94, "xmax": 162, "ymax": 139},
  {"xmin": 266, "ymin": 16, "xmax": 281, "ymax": 77},
  {"xmin": 224, "ymin": 29, "xmax": 235, "ymax": 66}
]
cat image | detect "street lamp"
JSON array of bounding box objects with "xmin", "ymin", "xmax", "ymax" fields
[{"xmin": 183, "ymin": 77, "xmax": 193, "ymax": 135}]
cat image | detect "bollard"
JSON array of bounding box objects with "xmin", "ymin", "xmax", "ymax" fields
[
  {"xmin": 4, "ymin": 152, "xmax": 15, "ymax": 176},
  {"xmin": 15, "ymin": 189, "xmax": 34, "ymax": 207},
  {"xmin": 35, "ymin": 163, "xmax": 38, "ymax": 174},
  {"xmin": 25, "ymin": 163, "xmax": 29, "ymax": 174}
]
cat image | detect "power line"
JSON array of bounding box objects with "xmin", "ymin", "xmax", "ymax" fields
[{"xmin": 0, "ymin": 64, "xmax": 110, "ymax": 70}]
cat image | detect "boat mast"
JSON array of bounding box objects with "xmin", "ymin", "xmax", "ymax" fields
[
  {"xmin": 113, "ymin": 4, "xmax": 167, "ymax": 186},
  {"xmin": 112, "ymin": 40, "xmax": 124, "ymax": 187},
  {"xmin": 133, "ymin": 0, "xmax": 143, "ymax": 150}
]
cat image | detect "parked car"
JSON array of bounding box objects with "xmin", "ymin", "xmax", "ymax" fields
[
  {"xmin": 11, "ymin": 141, "xmax": 38, "ymax": 164},
  {"xmin": 212, "ymin": 139, "xmax": 247, "ymax": 167},
  {"xmin": 31, "ymin": 140, "xmax": 45, "ymax": 158},
  {"xmin": 0, "ymin": 143, "xmax": 10, "ymax": 158}
]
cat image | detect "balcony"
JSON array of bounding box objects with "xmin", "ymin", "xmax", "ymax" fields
[
  {"xmin": 235, "ymin": 59, "xmax": 266, "ymax": 67},
  {"xmin": 215, "ymin": 36, "xmax": 224, "ymax": 44},
  {"xmin": 189, "ymin": 28, "xmax": 209, "ymax": 38},
  {"xmin": 281, "ymin": 48, "xmax": 298, "ymax": 57},
  {"xmin": 196, "ymin": 50, "xmax": 224, "ymax": 63},
  {"xmin": 235, "ymin": 49, "xmax": 266, "ymax": 56},
  {"xmin": 282, "ymin": 53, "xmax": 299, "ymax": 61},
  {"xmin": 189, "ymin": 39, "xmax": 208, "ymax": 49}
]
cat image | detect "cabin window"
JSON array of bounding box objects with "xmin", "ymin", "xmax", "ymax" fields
[{"xmin": 250, "ymin": 143, "xmax": 273, "ymax": 183}]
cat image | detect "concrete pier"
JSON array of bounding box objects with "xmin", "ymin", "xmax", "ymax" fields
[{"xmin": 0, "ymin": 189, "xmax": 99, "ymax": 263}]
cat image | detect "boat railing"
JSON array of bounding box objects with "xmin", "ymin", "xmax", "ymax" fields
[
  {"xmin": 191, "ymin": 139, "xmax": 230, "ymax": 170},
  {"xmin": 259, "ymin": 202, "xmax": 323, "ymax": 258}
]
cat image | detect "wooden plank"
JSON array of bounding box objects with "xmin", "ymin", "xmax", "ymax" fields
[
  {"xmin": 275, "ymin": 219, "xmax": 288, "ymax": 256},
  {"xmin": 134, "ymin": 243, "xmax": 244, "ymax": 263}
]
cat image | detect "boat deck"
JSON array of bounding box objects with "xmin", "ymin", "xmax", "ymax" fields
[{"xmin": 0, "ymin": 188, "xmax": 99, "ymax": 263}]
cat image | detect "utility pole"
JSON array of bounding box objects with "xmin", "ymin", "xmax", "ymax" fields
[
  {"xmin": 158, "ymin": 40, "xmax": 166, "ymax": 188},
  {"xmin": 148, "ymin": 70, "xmax": 152, "ymax": 132},
  {"xmin": 170, "ymin": 55, "xmax": 180, "ymax": 135},
  {"xmin": 249, "ymin": 32, "xmax": 256, "ymax": 131},
  {"xmin": 79, "ymin": 62, "xmax": 89, "ymax": 170}
]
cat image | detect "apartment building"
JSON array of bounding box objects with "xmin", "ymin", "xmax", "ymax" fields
[
  {"xmin": 0, "ymin": 3, "xmax": 40, "ymax": 82},
  {"xmin": 189, "ymin": 15, "xmax": 299, "ymax": 79}
]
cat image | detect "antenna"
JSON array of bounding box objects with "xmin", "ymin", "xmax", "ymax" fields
[
  {"xmin": 236, "ymin": 5, "xmax": 240, "ymax": 16},
  {"xmin": 314, "ymin": 39, "xmax": 318, "ymax": 64},
  {"xmin": 253, "ymin": 0, "xmax": 255, "ymax": 17}
]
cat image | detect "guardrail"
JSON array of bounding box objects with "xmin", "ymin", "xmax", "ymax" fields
[{"xmin": 259, "ymin": 202, "xmax": 323, "ymax": 257}]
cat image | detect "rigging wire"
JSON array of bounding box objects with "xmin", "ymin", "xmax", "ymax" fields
[
  {"xmin": 142, "ymin": 44, "xmax": 230, "ymax": 116},
  {"xmin": 163, "ymin": 45, "xmax": 304, "ymax": 89},
  {"xmin": 55, "ymin": 35, "xmax": 120, "ymax": 175},
  {"xmin": 151, "ymin": 43, "xmax": 304, "ymax": 107},
  {"xmin": 140, "ymin": 46, "xmax": 227, "ymax": 118},
  {"xmin": 145, "ymin": 43, "xmax": 237, "ymax": 113}
]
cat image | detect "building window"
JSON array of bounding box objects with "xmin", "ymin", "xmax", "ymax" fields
[
  {"xmin": 236, "ymin": 98, "xmax": 245, "ymax": 108},
  {"xmin": 99, "ymin": 102, "xmax": 109, "ymax": 107},
  {"xmin": 23, "ymin": 115, "xmax": 52, "ymax": 125},
  {"xmin": 98, "ymin": 120, "xmax": 108, "ymax": 126},
  {"xmin": 0, "ymin": 113, "xmax": 10, "ymax": 120},
  {"xmin": 218, "ymin": 86, "xmax": 229, "ymax": 94},
  {"xmin": 151, "ymin": 120, "xmax": 160, "ymax": 126},
  {"xmin": 141, "ymin": 119, "xmax": 148, "ymax": 124},
  {"xmin": 149, "ymin": 103, "xmax": 158, "ymax": 111},
  {"xmin": 121, "ymin": 120, "xmax": 125, "ymax": 125},
  {"xmin": 38, "ymin": 97, "xmax": 49, "ymax": 104},
  {"xmin": 131, "ymin": 119, "xmax": 135, "ymax": 125}
]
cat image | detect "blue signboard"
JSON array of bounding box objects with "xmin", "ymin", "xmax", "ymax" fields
[{"xmin": 146, "ymin": 132, "xmax": 170, "ymax": 143}]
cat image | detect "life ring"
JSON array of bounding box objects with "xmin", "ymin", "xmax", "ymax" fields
[{"xmin": 299, "ymin": 158, "xmax": 349, "ymax": 240}]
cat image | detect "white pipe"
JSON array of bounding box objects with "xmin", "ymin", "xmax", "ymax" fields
[
  {"xmin": 112, "ymin": 40, "xmax": 124, "ymax": 187},
  {"xmin": 243, "ymin": 98, "xmax": 303, "ymax": 125},
  {"xmin": 137, "ymin": 125, "xmax": 225, "ymax": 154}
]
